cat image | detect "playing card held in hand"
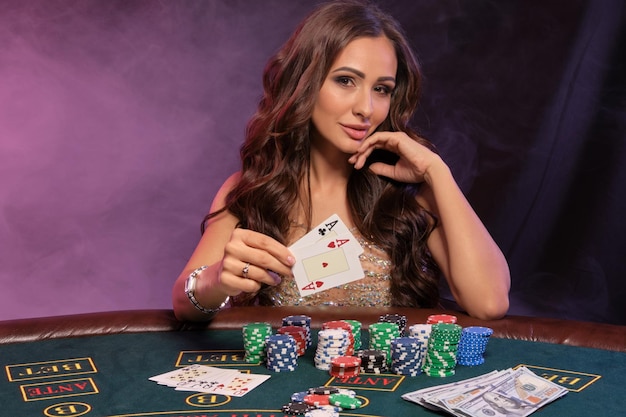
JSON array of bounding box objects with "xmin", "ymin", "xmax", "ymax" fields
[{"xmin": 289, "ymin": 214, "xmax": 364, "ymax": 297}]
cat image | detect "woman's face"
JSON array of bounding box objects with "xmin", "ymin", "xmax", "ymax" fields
[{"xmin": 311, "ymin": 36, "xmax": 397, "ymax": 155}]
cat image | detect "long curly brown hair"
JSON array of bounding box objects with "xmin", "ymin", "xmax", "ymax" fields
[{"xmin": 204, "ymin": 0, "xmax": 441, "ymax": 307}]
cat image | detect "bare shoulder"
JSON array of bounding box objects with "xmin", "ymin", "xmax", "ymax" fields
[
  {"xmin": 210, "ymin": 172, "xmax": 242, "ymax": 212},
  {"xmin": 187, "ymin": 172, "xmax": 241, "ymax": 267}
]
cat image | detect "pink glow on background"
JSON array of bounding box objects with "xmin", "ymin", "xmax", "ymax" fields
[{"xmin": 0, "ymin": 0, "xmax": 312, "ymax": 319}]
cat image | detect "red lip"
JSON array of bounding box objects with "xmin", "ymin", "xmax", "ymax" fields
[{"xmin": 341, "ymin": 123, "xmax": 370, "ymax": 140}]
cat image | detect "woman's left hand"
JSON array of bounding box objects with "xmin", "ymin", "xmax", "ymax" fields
[{"xmin": 348, "ymin": 131, "xmax": 440, "ymax": 185}]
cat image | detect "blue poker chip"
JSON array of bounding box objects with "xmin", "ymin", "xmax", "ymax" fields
[
  {"xmin": 457, "ymin": 357, "xmax": 485, "ymax": 366},
  {"xmin": 394, "ymin": 359, "xmax": 421, "ymax": 364},
  {"xmin": 268, "ymin": 365, "xmax": 298, "ymax": 370},
  {"xmin": 463, "ymin": 326, "xmax": 493, "ymax": 336},
  {"xmin": 267, "ymin": 357, "xmax": 298, "ymax": 363},
  {"xmin": 457, "ymin": 342, "xmax": 486, "ymax": 348},
  {"xmin": 267, "ymin": 356, "xmax": 298, "ymax": 362},
  {"xmin": 391, "ymin": 336, "xmax": 421, "ymax": 346},
  {"xmin": 283, "ymin": 314, "xmax": 312, "ymax": 324},
  {"xmin": 457, "ymin": 348, "xmax": 486, "ymax": 356},
  {"xmin": 268, "ymin": 334, "xmax": 295, "ymax": 341},
  {"xmin": 267, "ymin": 347, "xmax": 297, "ymax": 353},
  {"xmin": 267, "ymin": 349, "xmax": 298, "ymax": 355},
  {"xmin": 291, "ymin": 391, "xmax": 308, "ymax": 402}
]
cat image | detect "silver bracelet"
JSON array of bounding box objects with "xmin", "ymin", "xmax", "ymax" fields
[{"xmin": 184, "ymin": 266, "xmax": 229, "ymax": 315}]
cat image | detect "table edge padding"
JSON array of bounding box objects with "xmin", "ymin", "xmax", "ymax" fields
[{"xmin": 0, "ymin": 307, "xmax": 623, "ymax": 352}]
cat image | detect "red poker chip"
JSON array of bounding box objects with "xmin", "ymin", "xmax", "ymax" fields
[
  {"xmin": 303, "ymin": 394, "xmax": 330, "ymax": 406},
  {"xmin": 331, "ymin": 356, "xmax": 361, "ymax": 368},
  {"xmin": 322, "ymin": 320, "xmax": 353, "ymax": 331},
  {"xmin": 330, "ymin": 368, "xmax": 360, "ymax": 378},
  {"xmin": 277, "ymin": 326, "xmax": 308, "ymax": 355},
  {"xmin": 278, "ymin": 325, "xmax": 307, "ymax": 335},
  {"xmin": 426, "ymin": 314, "xmax": 458, "ymax": 324}
]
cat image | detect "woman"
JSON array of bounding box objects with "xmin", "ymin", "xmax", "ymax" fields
[{"xmin": 172, "ymin": 0, "xmax": 510, "ymax": 322}]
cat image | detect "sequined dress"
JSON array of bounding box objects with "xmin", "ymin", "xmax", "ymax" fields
[{"xmin": 267, "ymin": 228, "xmax": 393, "ymax": 306}]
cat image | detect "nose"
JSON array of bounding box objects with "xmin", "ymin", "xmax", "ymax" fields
[{"xmin": 353, "ymin": 89, "xmax": 373, "ymax": 119}]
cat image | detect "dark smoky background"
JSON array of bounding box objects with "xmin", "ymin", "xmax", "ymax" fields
[{"xmin": 1, "ymin": 0, "xmax": 624, "ymax": 323}]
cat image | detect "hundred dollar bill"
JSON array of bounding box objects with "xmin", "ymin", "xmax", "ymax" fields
[
  {"xmin": 434, "ymin": 370, "xmax": 515, "ymax": 414},
  {"xmin": 402, "ymin": 367, "xmax": 567, "ymax": 417},
  {"xmin": 402, "ymin": 370, "xmax": 502, "ymax": 411},
  {"xmin": 448, "ymin": 367, "xmax": 567, "ymax": 417}
]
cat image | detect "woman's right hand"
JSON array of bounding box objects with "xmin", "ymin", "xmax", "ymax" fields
[{"xmin": 217, "ymin": 228, "xmax": 295, "ymax": 297}]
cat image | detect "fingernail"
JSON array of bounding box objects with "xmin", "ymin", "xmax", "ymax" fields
[
  {"xmin": 287, "ymin": 255, "xmax": 296, "ymax": 265},
  {"xmin": 268, "ymin": 270, "xmax": 282, "ymax": 285}
]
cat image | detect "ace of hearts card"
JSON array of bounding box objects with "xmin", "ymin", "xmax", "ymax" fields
[{"xmin": 289, "ymin": 214, "xmax": 365, "ymax": 297}]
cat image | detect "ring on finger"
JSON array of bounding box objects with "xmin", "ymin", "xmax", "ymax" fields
[{"xmin": 242, "ymin": 262, "xmax": 250, "ymax": 279}]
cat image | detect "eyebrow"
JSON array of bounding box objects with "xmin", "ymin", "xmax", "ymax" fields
[{"xmin": 331, "ymin": 66, "xmax": 396, "ymax": 83}]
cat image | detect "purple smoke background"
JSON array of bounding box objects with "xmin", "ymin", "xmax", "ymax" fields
[{"xmin": 0, "ymin": 0, "xmax": 315, "ymax": 319}]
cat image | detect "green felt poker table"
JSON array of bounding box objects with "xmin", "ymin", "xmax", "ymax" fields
[{"xmin": 0, "ymin": 306, "xmax": 624, "ymax": 417}]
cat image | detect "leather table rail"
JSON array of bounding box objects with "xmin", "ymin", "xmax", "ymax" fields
[{"xmin": 0, "ymin": 307, "xmax": 624, "ymax": 352}]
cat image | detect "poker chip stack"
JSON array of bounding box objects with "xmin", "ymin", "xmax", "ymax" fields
[
  {"xmin": 286, "ymin": 387, "xmax": 357, "ymax": 417},
  {"xmin": 368, "ymin": 322, "xmax": 401, "ymax": 366},
  {"xmin": 282, "ymin": 315, "xmax": 312, "ymax": 349},
  {"xmin": 242, "ymin": 322, "xmax": 272, "ymax": 364},
  {"xmin": 287, "ymin": 387, "xmax": 341, "ymax": 416},
  {"xmin": 322, "ymin": 321, "xmax": 355, "ymax": 355},
  {"xmin": 379, "ymin": 313, "xmax": 408, "ymax": 336},
  {"xmin": 408, "ymin": 323, "xmax": 432, "ymax": 367},
  {"xmin": 277, "ymin": 326, "xmax": 307, "ymax": 356},
  {"xmin": 456, "ymin": 326, "xmax": 493, "ymax": 366},
  {"xmin": 265, "ymin": 334, "xmax": 298, "ymax": 372},
  {"xmin": 314, "ymin": 329, "xmax": 352, "ymax": 371},
  {"xmin": 423, "ymin": 323, "xmax": 462, "ymax": 377},
  {"xmin": 329, "ymin": 355, "xmax": 361, "ymax": 378},
  {"xmin": 356, "ymin": 349, "xmax": 387, "ymax": 374},
  {"xmin": 426, "ymin": 314, "xmax": 458, "ymax": 325},
  {"xmin": 389, "ymin": 336, "xmax": 423, "ymax": 376},
  {"xmin": 343, "ymin": 319, "xmax": 363, "ymax": 350}
]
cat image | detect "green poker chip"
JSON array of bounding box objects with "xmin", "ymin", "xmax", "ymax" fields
[{"xmin": 329, "ymin": 393, "xmax": 362, "ymax": 409}]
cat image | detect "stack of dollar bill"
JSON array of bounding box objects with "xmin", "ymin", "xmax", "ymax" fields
[{"xmin": 402, "ymin": 366, "xmax": 568, "ymax": 416}]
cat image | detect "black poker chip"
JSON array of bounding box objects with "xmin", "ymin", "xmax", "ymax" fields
[
  {"xmin": 281, "ymin": 402, "xmax": 316, "ymax": 414},
  {"xmin": 308, "ymin": 386, "xmax": 340, "ymax": 395},
  {"xmin": 379, "ymin": 313, "xmax": 408, "ymax": 335}
]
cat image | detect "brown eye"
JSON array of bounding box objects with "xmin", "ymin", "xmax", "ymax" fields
[
  {"xmin": 375, "ymin": 85, "xmax": 393, "ymax": 96},
  {"xmin": 334, "ymin": 76, "xmax": 354, "ymax": 87}
]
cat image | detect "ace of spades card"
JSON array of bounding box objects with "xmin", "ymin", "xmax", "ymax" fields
[{"xmin": 289, "ymin": 214, "xmax": 364, "ymax": 297}]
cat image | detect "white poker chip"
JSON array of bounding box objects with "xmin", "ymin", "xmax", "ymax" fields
[{"xmin": 337, "ymin": 388, "xmax": 356, "ymax": 397}]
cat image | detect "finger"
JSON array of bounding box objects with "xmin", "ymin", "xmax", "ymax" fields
[
  {"xmin": 222, "ymin": 257, "xmax": 281, "ymax": 288},
  {"xmin": 350, "ymin": 133, "xmax": 400, "ymax": 169},
  {"xmin": 234, "ymin": 229, "xmax": 295, "ymax": 269},
  {"xmin": 242, "ymin": 261, "xmax": 284, "ymax": 286},
  {"xmin": 367, "ymin": 161, "xmax": 396, "ymax": 178},
  {"xmin": 349, "ymin": 143, "xmax": 379, "ymax": 169},
  {"xmin": 220, "ymin": 269, "xmax": 262, "ymax": 295},
  {"xmin": 222, "ymin": 231, "xmax": 294, "ymax": 283}
]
